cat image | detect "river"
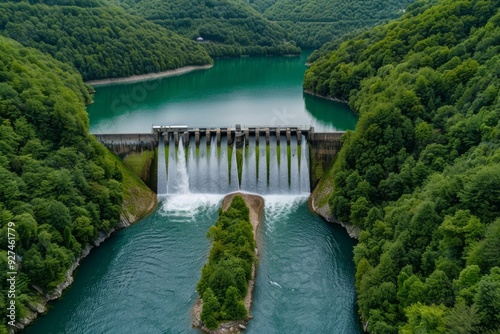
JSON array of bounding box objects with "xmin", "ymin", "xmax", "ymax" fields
[{"xmin": 25, "ymin": 52, "xmax": 362, "ymax": 334}]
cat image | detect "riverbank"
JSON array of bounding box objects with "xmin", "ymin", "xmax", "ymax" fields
[
  {"xmin": 15, "ymin": 149, "xmax": 158, "ymax": 333},
  {"xmin": 86, "ymin": 64, "xmax": 213, "ymax": 86},
  {"xmin": 14, "ymin": 211, "xmax": 156, "ymax": 332},
  {"xmin": 192, "ymin": 192, "xmax": 264, "ymax": 333},
  {"xmin": 303, "ymin": 89, "xmax": 350, "ymax": 105},
  {"xmin": 309, "ymin": 163, "xmax": 360, "ymax": 239}
]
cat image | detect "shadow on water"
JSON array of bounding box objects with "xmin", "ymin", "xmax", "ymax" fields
[{"xmin": 303, "ymin": 92, "xmax": 358, "ymax": 131}]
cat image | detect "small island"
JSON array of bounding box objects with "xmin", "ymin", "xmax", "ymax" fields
[{"xmin": 193, "ymin": 193, "xmax": 264, "ymax": 333}]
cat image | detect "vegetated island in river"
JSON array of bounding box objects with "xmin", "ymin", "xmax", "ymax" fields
[
  {"xmin": 85, "ymin": 64, "xmax": 213, "ymax": 86},
  {"xmin": 193, "ymin": 193, "xmax": 264, "ymax": 333}
]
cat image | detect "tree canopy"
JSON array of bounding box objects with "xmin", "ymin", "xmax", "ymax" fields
[
  {"xmin": 104, "ymin": 0, "xmax": 300, "ymax": 58},
  {"xmin": 0, "ymin": 36, "xmax": 150, "ymax": 332},
  {"xmin": 197, "ymin": 196, "xmax": 254, "ymax": 329},
  {"xmin": 257, "ymin": 0, "xmax": 415, "ymax": 49},
  {"xmin": 305, "ymin": 0, "xmax": 500, "ymax": 331},
  {"xmin": 0, "ymin": 0, "xmax": 212, "ymax": 81}
]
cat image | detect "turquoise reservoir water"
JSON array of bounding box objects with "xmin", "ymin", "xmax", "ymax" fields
[
  {"xmin": 87, "ymin": 53, "xmax": 357, "ymax": 133},
  {"xmin": 26, "ymin": 53, "xmax": 361, "ymax": 333}
]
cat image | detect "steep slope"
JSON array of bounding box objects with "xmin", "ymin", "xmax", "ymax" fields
[
  {"xmin": 0, "ymin": 0, "xmax": 212, "ymax": 81},
  {"xmin": 263, "ymin": 0, "xmax": 414, "ymax": 48},
  {"xmin": 104, "ymin": 0, "xmax": 300, "ymax": 57},
  {"xmin": 0, "ymin": 36, "xmax": 155, "ymax": 332},
  {"xmin": 248, "ymin": 0, "xmax": 276, "ymax": 12},
  {"xmin": 305, "ymin": 0, "xmax": 500, "ymax": 332}
]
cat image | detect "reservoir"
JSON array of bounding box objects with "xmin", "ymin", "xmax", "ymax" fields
[
  {"xmin": 86, "ymin": 52, "xmax": 357, "ymax": 133},
  {"xmin": 25, "ymin": 53, "xmax": 362, "ymax": 334}
]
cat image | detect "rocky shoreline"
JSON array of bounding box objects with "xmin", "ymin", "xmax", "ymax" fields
[
  {"xmin": 311, "ymin": 195, "xmax": 360, "ymax": 239},
  {"xmin": 309, "ymin": 171, "xmax": 360, "ymax": 239},
  {"xmin": 192, "ymin": 192, "xmax": 264, "ymax": 333},
  {"xmin": 85, "ymin": 64, "xmax": 213, "ymax": 86},
  {"xmin": 13, "ymin": 199, "xmax": 158, "ymax": 333}
]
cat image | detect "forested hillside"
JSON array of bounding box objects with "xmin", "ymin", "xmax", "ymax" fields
[
  {"xmin": 260, "ymin": 0, "xmax": 414, "ymax": 49},
  {"xmin": 0, "ymin": 0, "xmax": 212, "ymax": 81},
  {"xmin": 112, "ymin": 0, "xmax": 415, "ymax": 52},
  {"xmin": 248, "ymin": 0, "xmax": 275, "ymax": 12},
  {"xmin": 305, "ymin": 0, "xmax": 500, "ymax": 332},
  {"xmin": 0, "ymin": 36, "xmax": 154, "ymax": 332},
  {"xmin": 104, "ymin": 0, "xmax": 300, "ymax": 58}
]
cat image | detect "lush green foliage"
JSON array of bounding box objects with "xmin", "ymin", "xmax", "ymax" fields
[
  {"xmin": 197, "ymin": 196, "xmax": 254, "ymax": 328},
  {"xmin": 248, "ymin": 0, "xmax": 276, "ymax": 13},
  {"xmin": 260, "ymin": 0, "xmax": 414, "ymax": 49},
  {"xmin": 104, "ymin": 0, "xmax": 300, "ymax": 58},
  {"xmin": 305, "ymin": 0, "xmax": 500, "ymax": 331},
  {"xmin": 0, "ymin": 36, "xmax": 126, "ymax": 332},
  {"xmin": 0, "ymin": 0, "xmax": 212, "ymax": 81},
  {"xmin": 306, "ymin": 0, "xmax": 440, "ymax": 63}
]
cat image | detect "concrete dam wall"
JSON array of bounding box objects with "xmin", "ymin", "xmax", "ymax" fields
[
  {"xmin": 94, "ymin": 134, "xmax": 158, "ymax": 192},
  {"xmin": 93, "ymin": 127, "xmax": 345, "ymax": 193},
  {"xmin": 307, "ymin": 131, "xmax": 344, "ymax": 189},
  {"xmin": 93, "ymin": 134, "xmax": 157, "ymax": 157}
]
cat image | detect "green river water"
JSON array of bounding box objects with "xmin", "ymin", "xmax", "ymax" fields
[{"xmin": 25, "ymin": 53, "xmax": 362, "ymax": 334}]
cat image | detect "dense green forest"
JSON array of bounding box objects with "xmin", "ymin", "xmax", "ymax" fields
[
  {"xmin": 0, "ymin": 0, "xmax": 417, "ymax": 73},
  {"xmin": 0, "ymin": 0, "xmax": 212, "ymax": 81},
  {"xmin": 258, "ymin": 0, "xmax": 414, "ymax": 49},
  {"xmin": 0, "ymin": 36, "xmax": 153, "ymax": 333},
  {"xmin": 305, "ymin": 0, "xmax": 439, "ymax": 63},
  {"xmin": 196, "ymin": 196, "xmax": 255, "ymax": 329},
  {"xmin": 104, "ymin": 0, "xmax": 300, "ymax": 58},
  {"xmin": 108, "ymin": 0, "xmax": 414, "ymax": 53},
  {"xmin": 305, "ymin": 0, "xmax": 500, "ymax": 332}
]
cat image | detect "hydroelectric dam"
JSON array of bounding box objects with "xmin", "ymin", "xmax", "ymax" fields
[{"xmin": 93, "ymin": 125, "xmax": 345, "ymax": 194}]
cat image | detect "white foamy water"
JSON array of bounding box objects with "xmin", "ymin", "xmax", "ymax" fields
[{"xmin": 159, "ymin": 194, "xmax": 224, "ymax": 217}]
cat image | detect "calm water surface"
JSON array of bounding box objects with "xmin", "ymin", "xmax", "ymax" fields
[
  {"xmin": 26, "ymin": 53, "xmax": 361, "ymax": 333},
  {"xmin": 87, "ymin": 53, "xmax": 357, "ymax": 133}
]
